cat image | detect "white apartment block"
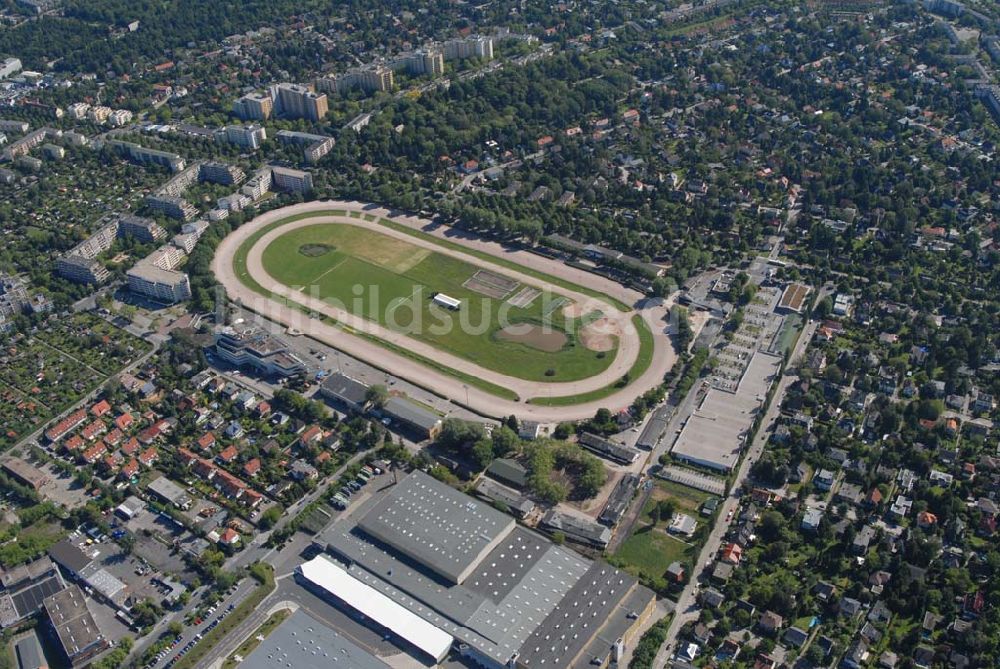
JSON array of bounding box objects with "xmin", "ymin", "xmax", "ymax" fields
[
  {"xmin": 107, "ymin": 109, "xmax": 134, "ymax": 127},
  {"xmin": 87, "ymin": 106, "xmax": 113, "ymax": 124},
  {"xmin": 220, "ymin": 124, "xmax": 267, "ymax": 150},
  {"xmin": 442, "ymin": 36, "xmax": 494, "ymax": 61},
  {"xmin": 67, "ymin": 103, "xmax": 91, "ymax": 120}
]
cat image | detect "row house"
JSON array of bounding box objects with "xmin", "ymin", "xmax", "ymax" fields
[
  {"xmin": 45, "ymin": 409, "xmax": 88, "ymax": 442},
  {"xmin": 81, "ymin": 443, "xmax": 107, "ymax": 465},
  {"xmin": 80, "ymin": 419, "xmax": 106, "ymax": 442}
]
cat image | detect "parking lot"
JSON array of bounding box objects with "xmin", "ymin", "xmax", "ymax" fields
[
  {"xmin": 120, "ymin": 508, "xmax": 197, "ymax": 578},
  {"xmin": 90, "ymin": 545, "xmax": 167, "ymax": 603},
  {"xmin": 36, "ymin": 461, "xmax": 92, "ymax": 508},
  {"xmin": 149, "ymin": 584, "xmax": 252, "ymax": 669}
]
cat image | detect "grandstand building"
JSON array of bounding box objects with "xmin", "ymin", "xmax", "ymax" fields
[{"xmin": 214, "ymin": 327, "xmax": 306, "ymax": 377}]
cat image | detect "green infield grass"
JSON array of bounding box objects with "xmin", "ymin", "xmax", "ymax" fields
[{"xmin": 259, "ymin": 222, "xmax": 618, "ymax": 382}]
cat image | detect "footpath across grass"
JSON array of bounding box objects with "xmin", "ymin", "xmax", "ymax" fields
[{"xmin": 171, "ymin": 564, "xmax": 275, "ymax": 669}]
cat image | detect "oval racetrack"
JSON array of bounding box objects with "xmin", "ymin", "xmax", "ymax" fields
[{"xmin": 212, "ymin": 200, "xmax": 680, "ymax": 421}]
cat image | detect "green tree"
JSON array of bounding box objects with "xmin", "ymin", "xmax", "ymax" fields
[
  {"xmin": 365, "ymin": 384, "xmax": 389, "ymax": 409},
  {"xmin": 258, "ymin": 506, "xmax": 282, "ymax": 530}
]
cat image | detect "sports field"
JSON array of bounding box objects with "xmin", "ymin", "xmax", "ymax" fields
[{"xmin": 260, "ymin": 223, "xmax": 618, "ymax": 382}]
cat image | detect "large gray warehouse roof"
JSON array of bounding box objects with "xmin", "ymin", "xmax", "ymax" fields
[
  {"xmin": 315, "ymin": 471, "xmax": 656, "ymax": 668},
  {"xmin": 240, "ymin": 609, "xmax": 390, "ymax": 669},
  {"xmin": 43, "ymin": 585, "xmax": 107, "ymax": 661},
  {"xmin": 518, "ymin": 563, "xmax": 639, "ymax": 668},
  {"xmin": 356, "ymin": 470, "xmax": 515, "ymax": 583},
  {"xmin": 320, "ymin": 372, "xmax": 369, "ymax": 408},
  {"xmin": 383, "ymin": 397, "xmax": 441, "ymax": 433}
]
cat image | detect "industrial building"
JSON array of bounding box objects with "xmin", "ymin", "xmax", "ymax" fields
[
  {"xmin": 319, "ymin": 372, "xmax": 370, "ymax": 412},
  {"xmin": 0, "ymin": 557, "xmax": 65, "ymax": 629},
  {"xmin": 380, "ymin": 397, "xmax": 442, "ymax": 440},
  {"xmin": 14, "ymin": 631, "xmax": 47, "ymax": 669},
  {"xmin": 147, "ymin": 476, "xmax": 192, "ymax": 509},
  {"xmin": 474, "ymin": 478, "xmax": 535, "ymax": 518},
  {"xmin": 305, "ymin": 471, "xmax": 655, "ymax": 669},
  {"xmin": 598, "ymin": 474, "xmax": 639, "ymax": 527},
  {"xmin": 577, "ymin": 432, "xmax": 640, "ymax": 465},
  {"xmin": 43, "ymin": 586, "xmax": 109, "ymax": 666},
  {"xmin": 485, "ymin": 458, "xmax": 528, "ymax": 490},
  {"xmin": 47, "ymin": 541, "xmax": 91, "ymax": 581},
  {"xmin": 671, "ymin": 350, "xmax": 783, "ymax": 471},
  {"xmin": 239, "ymin": 609, "xmax": 390, "ymax": 669},
  {"xmin": 2, "ymin": 458, "xmax": 49, "ymax": 491},
  {"xmin": 539, "ymin": 509, "xmax": 613, "ymax": 548},
  {"xmin": 636, "ymin": 406, "xmax": 670, "ymax": 450}
]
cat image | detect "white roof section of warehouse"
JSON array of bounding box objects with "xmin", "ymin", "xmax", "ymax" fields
[{"xmin": 297, "ymin": 555, "xmax": 454, "ymax": 662}]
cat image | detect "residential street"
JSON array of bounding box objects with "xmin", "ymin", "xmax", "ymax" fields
[{"xmin": 652, "ymin": 317, "xmax": 818, "ymax": 668}]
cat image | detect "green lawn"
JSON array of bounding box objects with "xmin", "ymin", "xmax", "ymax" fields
[
  {"xmin": 528, "ymin": 314, "xmax": 655, "ymax": 405},
  {"xmin": 614, "ymin": 527, "xmax": 695, "ymax": 581},
  {"xmin": 775, "ymin": 313, "xmax": 804, "ymax": 355},
  {"xmin": 259, "ymin": 222, "xmax": 617, "ymax": 382},
  {"xmin": 642, "ymin": 480, "xmax": 714, "ymax": 519},
  {"xmin": 373, "ymin": 216, "xmax": 631, "ymax": 311},
  {"xmin": 612, "ymin": 479, "xmax": 710, "ymax": 582}
]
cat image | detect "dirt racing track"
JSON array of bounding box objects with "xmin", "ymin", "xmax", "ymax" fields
[{"xmin": 212, "ymin": 200, "xmax": 679, "ymax": 422}]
